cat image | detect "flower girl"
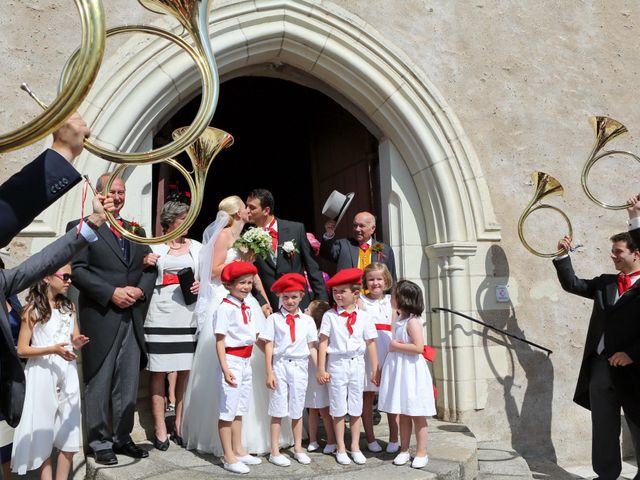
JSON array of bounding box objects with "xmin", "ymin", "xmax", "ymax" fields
[
  {"xmin": 378, "ymin": 280, "xmax": 436, "ymax": 469},
  {"xmin": 12, "ymin": 264, "xmax": 89, "ymax": 478}
]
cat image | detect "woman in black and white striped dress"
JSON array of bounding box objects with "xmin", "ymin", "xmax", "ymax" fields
[{"xmin": 144, "ymin": 201, "xmax": 202, "ymax": 451}]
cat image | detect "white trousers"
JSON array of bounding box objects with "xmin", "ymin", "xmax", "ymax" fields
[
  {"xmin": 327, "ymin": 355, "xmax": 365, "ymax": 417},
  {"xmin": 268, "ymin": 357, "xmax": 309, "ymax": 419},
  {"xmin": 217, "ymin": 354, "xmax": 252, "ymax": 421}
]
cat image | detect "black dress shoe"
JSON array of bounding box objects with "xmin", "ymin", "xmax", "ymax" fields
[
  {"xmin": 113, "ymin": 441, "xmax": 149, "ymax": 458},
  {"xmin": 94, "ymin": 449, "xmax": 118, "ymax": 465},
  {"xmin": 171, "ymin": 432, "xmax": 183, "ymax": 447},
  {"xmin": 153, "ymin": 436, "xmax": 170, "ymax": 451}
]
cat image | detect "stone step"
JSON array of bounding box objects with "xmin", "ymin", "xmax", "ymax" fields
[
  {"xmin": 476, "ymin": 441, "xmax": 533, "ymax": 480},
  {"xmin": 81, "ymin": 418, "xmax": 478, "ymax": 480}
]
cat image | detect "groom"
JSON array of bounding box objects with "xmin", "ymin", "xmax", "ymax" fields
[{"xmin": 246, "ymin": 188, "xmax": 328, "ymax": 313}]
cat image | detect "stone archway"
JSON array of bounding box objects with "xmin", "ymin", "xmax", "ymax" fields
[{"xmin": 51, "ymin": 0, "xmax": 501, "ymax": 421}]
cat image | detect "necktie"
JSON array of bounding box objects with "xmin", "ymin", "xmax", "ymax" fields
[
  {"xmin": 285, "ymin": 314, "xmax": 298, "ymax": 342},
  {"xmin": 617, "ymin": 271, "xmax": 640, "ymax": 296},
  {"xmin": 265, "ymin": 218, "xmax": 278, "ymax": 253},
  {"xmin": 110, "ymin": 218, "xmax": 129, "ymax": 262},
  {"xmin": 110, "ymin": 218, "xmax": 124, "ymax": 239},
  {"xmin": 358, "ymin": 244, "xmax": 372, "ymax": 269},
  {"xmin": 223, "ymin": 298, "xmax": 250, "ymax": 324},
  {"xmin": 340, "ymin": 310, "xmax": 357, "ymax": 335},
  {"xmin": 360, "ymin": 243, "xmax": 369, "ymax": 252}
]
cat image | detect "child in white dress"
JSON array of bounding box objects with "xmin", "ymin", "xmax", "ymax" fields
[
  {"xmin": 12, "ymin": 264, "xmax": 89, "ymax": 478},
  {"xmin": 215, "ymin": 261, "xmax": 263, "ymax": 475},
  {"xmin": 316, "ymin": 268, "xmax": 379, "ymax": 466},
  {"xmin": 378, "ymin": 280, "xmax": 436, "ymax": 469},
  {"xmin": 303, "ymin": 300, "xmax": 336, "ymax": 454},
  {"xmin": 359, "ymin": 263, "xmax": 399, "ymax": 454},
  {"xmin": 260, "ymin": 273, "xmax": 317, "ymax": 467}
]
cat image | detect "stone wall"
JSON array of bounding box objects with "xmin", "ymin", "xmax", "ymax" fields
[{"xmin": 2, "ymin": 0, "xmax": 639, "ymax": 467}]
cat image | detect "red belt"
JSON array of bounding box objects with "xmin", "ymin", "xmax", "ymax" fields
[
  {"xmin": 162, "ymin": 274, "xmax": 180, "ymax": 286},
  {"xmin": 375, "ymin": 323, "xmax": 391, "ymax": 331},
  {"xmin": 422, "ymin": 345, "xmax": 436, "ymax": 362},
  {"xmin": 225, "ymin": 345, "xmax": 253, "ymax": 358}
]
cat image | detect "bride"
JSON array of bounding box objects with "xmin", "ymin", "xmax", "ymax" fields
[{"xmin": 181, "ymin": 195, "xmax": 293, "ymax": 456}]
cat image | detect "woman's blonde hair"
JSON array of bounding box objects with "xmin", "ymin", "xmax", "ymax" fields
[{"xmin": 218, "ymin": 195, "xmax": 245, "ymax": 227}]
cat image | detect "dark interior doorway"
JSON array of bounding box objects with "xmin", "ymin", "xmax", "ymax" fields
[{"xmin": 152, "ymin": 76, "xmax": 380, "ymax": 270}]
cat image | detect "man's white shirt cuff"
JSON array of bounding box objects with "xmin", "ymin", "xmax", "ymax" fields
[
  {"xmin": 628, "ymin": 217, "xmax": 640, "ymax": 230},
  {"xmin": 79, "ymin": 222, "xmax": 99, "ymax": 243}
]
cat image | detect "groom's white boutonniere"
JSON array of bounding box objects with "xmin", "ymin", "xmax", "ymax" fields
[{"xmin": 280, "ymin": 239, "xmax": 299, "ymax": 259}]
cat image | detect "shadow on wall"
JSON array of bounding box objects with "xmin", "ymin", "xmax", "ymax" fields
[{"xmin": 475, "ymin": 244, "xmax": 557, "ymax": 462}]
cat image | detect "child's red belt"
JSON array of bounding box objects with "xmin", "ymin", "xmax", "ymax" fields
[
  {"xmin": 225, "ymin": 345, "xmax": 253, "ymax": 358},
  {"xmin": 375, "ymin": 323, "xmax": 391, "ymax": 331}
]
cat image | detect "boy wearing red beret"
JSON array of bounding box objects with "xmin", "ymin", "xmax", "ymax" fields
[
  {"xmin": 316, "ymin": 268, "xmax": 380, "ymax": 465},
  {"xmin": 259, "ymin": 273, "xmax": 318, "ymax": 467},
  {"xmin": 215, "ymin": 261, "xmax": 262, "ymax": 474}
]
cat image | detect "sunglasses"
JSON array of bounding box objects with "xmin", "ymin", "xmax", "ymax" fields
[{"xmin": 53, "ymin": 272, "xmax": 73, "ymax": 282}]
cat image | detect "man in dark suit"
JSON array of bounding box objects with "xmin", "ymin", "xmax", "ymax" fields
[
  {"xmin": 0, "ymin": 113, "xmax": 91, "ymax": 427},
  {"xmin": 246, "ymin": 188, "xmax": 327, "ymax": 313},
  {"xmin": 67, "ymin": 174, "xmax": 156, "ymax": 465},
  {"xmin": 321, "ymin": 211, "xmax": 397, "ymax": 280},
  {"xmin": 553, "ymin": 208, "xmax": 640, "ymax": 480},
  {"xmin": 0, "ymin": 113, "xmax": 88, "ymax": 247}
]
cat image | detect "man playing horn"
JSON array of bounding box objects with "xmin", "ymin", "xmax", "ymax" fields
[{"xmin": 553, "ymin": 200, "xmax": 640, "ymax": 480}]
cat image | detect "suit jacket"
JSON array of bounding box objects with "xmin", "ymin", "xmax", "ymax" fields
[
  {"xmin": 0, "ymin": 229, "xmax": 90, "ymax": 427},
  {"xmin": 66, "ymin": 219, "xmax": 156, "ymax": 382},
  {"xmin": 0, "ymin": 149, "xmax": 81, "ymax": 248},
  {"xmin": 254, "ymin": 218, "xmax": 328, "ymax": 309},
  {"xmin": 553, "ymin": 250, "xmax": 640, "ymax": 425},
  {"xmin": 320, "ymin": 236, "xmax": 397, "ymax": 281}
]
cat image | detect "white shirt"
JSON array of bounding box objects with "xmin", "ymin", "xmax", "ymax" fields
[
  {"xmin": 260, "ymin": 308, "xmax": 318, "ymax": 358},
  {"xmin": 319, "ymin": 306, "xmax": 377, "ymax": 356},
  {"xmin": 214, "ymin": 295, "xmax": 256, "ymax": 348},
  {"xmin": 360, "ymin": 294, "xmax": 392, "ymax": 325}
]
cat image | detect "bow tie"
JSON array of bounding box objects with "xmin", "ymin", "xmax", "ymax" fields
[
  {"xmin": 617, "ymin": 271, "xmax": 640, "ymax": 296},
  {"xmin": 285, "ymin": 313, "xmax": 298, "ymax": 342},
  {"xmin": 339, "ymin": 310, "xmax": 357, "ymax": 335}
]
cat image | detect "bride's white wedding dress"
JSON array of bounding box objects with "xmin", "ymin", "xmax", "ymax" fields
[{"xmin": 182, "ymin": 248, "xmax": 293, "ymax": 456}]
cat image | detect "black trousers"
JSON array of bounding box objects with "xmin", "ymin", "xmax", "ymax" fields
[{"xmin": 589, "ymin": 355, "xmax": 640, "ymax": 480}]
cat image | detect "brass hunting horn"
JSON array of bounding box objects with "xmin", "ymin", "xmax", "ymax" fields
[
  {"xmin": 12, "ymin": 0, "xmax": 225, "ymax": 244},
  {"xmin": 518, "ymin": 171, "xmax": 573, "ymax": 258},
  {"xmin": 581, "ymin": 116, "xmax": 640, "ymax": 210}
]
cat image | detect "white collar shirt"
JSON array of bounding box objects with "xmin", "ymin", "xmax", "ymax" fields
[
  {"xmin": 214, "ymin": 294, "xmax": 256, "ymax": 348},
  {"xmin": 260, "ymin": 308, "xmax": 318, "ymax": 358},
  {"xmin": 319, "ymin": 306, "xmax": 377, "ymax": 356},
  {"xmin": 360, "ymin": 294, "xmax": 392, "ymax": 325}
]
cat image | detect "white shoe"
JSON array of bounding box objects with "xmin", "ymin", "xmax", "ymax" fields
[
  {"xmin": 367, "ymin": 441, "xmax": 382, "ymax": 453},
  {"xmin": 323, "ymin": 443, "xmax": 337, "ymax": 454},
  {"xmin": 307, "ymin": 441, "xmax": 320, "ymax": 452},
  {"xmin": 294, "ymin": 452, "xmax": 311, "ymax": 464},
  {"xmin": 351, "ymin": 450, "xmax": 367, "ymax": 464},
  {"xmin": 386, "ymin": 441, "xmax": 399, "ymax": 453},
  {"xmin": 393, "ymin": 451, "xmax": 411, "ymax": 466},
  {"xmin": 336, "ymin": 451, "xmax": 351, "ymax": 465},
  {"xmin": 237, "ymin": 454, "xmax": 262, "ymax": 465},
  {"xmin": 223, "ymin": 461, "xmax": 250, "ymax": 474},
  {"xmin": 268, "ymin": 454, "xmax": 291, "ymax": 467},
  {"xmin": 411, "ymin": 455, "xmax": 428, "ymax": 468}
]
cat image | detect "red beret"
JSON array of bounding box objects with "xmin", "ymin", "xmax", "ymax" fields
[
  {"xmin": 326, "ymin": 268, "xmax": 363, "ymax": 288},
  {"xmin": 271, "ymin": 273, "xmax": 307, "ymax": 294},
  {"xmin": 221, "ymin": 261, "xmax": 258, "ymax": 283}
]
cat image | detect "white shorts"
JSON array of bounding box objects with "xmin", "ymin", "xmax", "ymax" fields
[
  {"xmin": 268, "ymin": 357, "xmax": 309, "ymax": 419},
  {"xmin": 327, "ymin": 355, "xmax": 365, "ymax": 417},
  {"xmin": 218, "ymin": 354, "xmax": 252, "ymax": 421}
]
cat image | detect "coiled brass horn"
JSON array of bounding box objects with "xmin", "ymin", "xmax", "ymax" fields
[
  {"xmin": 0, "ymin": 0, "xmax": 106, "ymax": 153},
  {"xmin": 104, "ymin": 127, "xmax": 234, "ymax": 245},
  {"xmin": 518, "ymin": 171, "xmax": 573, "ymax": 258},
  {"xmin": 581, "ymin": 116, "xmax": 640, "ymax": 210}
]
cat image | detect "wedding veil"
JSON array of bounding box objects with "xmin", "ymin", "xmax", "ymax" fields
[{"xmin": 194, "ymin": 210, "xmax": 230, "ymax": 332}]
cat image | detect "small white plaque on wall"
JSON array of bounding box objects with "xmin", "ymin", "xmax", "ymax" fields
[{"xmin": 495, "ymin": 285, "xmax": 510, "ymax": 303}]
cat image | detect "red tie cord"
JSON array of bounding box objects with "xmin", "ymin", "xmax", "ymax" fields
[
  {"xmin": 222, "ymin": 298, "xmax": 250, "ymax": 324},
  {"xmin": 76, "ymin": 179, "xmax": 90, "ymax": 237},
  {"xmin": 265, "ymin": 218, "xmax": 278, "ymax": 252},
  {"xmin": 285, "ymin": 314, "xmax": 298, "ymax": 342},
  {"xmin": 617, "ymin": 270, "xmax": 640, "ymax": 295},
  {"xmin": 360, "ymin": 243, "xmax": 370, "ymax": 252},
  {"xmin": 339, "ymin": 310, "xmax": 357, "ymax": 335}
]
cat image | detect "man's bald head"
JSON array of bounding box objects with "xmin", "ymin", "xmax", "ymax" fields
[{"xmin": 353, "ymin": 211, "xmax": 376, "ymax": 243}]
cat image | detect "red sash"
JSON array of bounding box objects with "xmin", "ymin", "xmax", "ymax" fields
[
  {"xmin": 162, "ymin": 274, "xmax": 179, "ymax": 286},
  {"xmin": 225, "ymin": 345, "xmax": 253, "ymax": 358},
  {"xmin": 375, "ymin": 323, "xmax": 391, "ymax": 331}
]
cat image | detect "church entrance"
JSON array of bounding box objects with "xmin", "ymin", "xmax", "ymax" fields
[{"xmin": 151, "ymin": 76, "xmax": 381, "ymax": 272}]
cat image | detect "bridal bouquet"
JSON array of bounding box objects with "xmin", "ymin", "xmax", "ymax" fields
[{"xmin": 234, "ymin": 227, "xmax": 273, "ymax": 259}]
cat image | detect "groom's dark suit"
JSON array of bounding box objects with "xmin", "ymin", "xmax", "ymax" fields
[
  {"xmin": 553, "ymin": 233, "xmax": 640, "ymax": 480},
  {"xmin": 254, "ymin": 218, "xmax": 327, "ymax": 309},
  {"xmin": 66, "ymin": 219, "xmax": 155, "ymax": 452}
]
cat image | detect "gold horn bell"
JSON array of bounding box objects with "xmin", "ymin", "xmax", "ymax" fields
[
  {"xmin": 518, "ymin": 171, "xmax": 573, "ymax": 258},
  {"xmin": 581, "ymin": 116, "xmax": 640, "ymax": 210},
  {"xmin": 2, "ymin": 0, "xmax": 230, "ymax": 244}
]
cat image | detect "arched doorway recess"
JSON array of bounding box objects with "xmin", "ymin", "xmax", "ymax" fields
[{"xmin": 51, "ymin": 0, "xmax": 501, "ymax": 421}]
